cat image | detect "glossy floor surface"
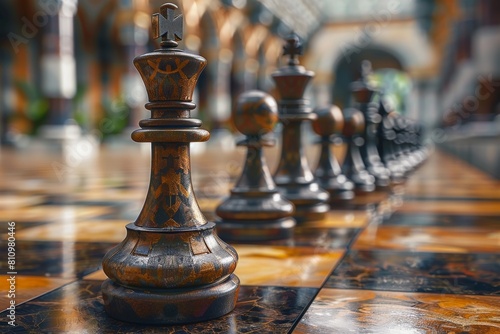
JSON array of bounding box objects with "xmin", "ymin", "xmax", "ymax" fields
[{"xmin": 0, "ymin": 144, "xmax": 499, "ymax": 333}]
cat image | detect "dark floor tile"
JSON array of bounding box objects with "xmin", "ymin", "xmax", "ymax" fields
[
  {"xmin": 383, "ymin": 213, "xmax": 500, "ymax": 228},
  {"xmin": 0, "ymin": 240, "xmax": 116, "ymax": 278},
  {"xmin": 294, "ymin": 288, "xmax": 500, "ymax": 334},
  {"xmin": 403, "ymin": 196, "xmax": 500, "ymax": 202},
  {"xmin": 273, "ymin": 227, "xmax": 360, "ymax": 249},
  {"xmin": 219, "ymin": 227, "xmax": 360, "ymax": 249},
  {"xmin": 0, "ymin": 280, "xmax": 317, "ymax": 334},
  {"xmin": 325, "ymin": 250, "xmax": 500, "ymax": 295},
  {"xmin": 0, "ymin": 221, "xmax": 50, "ymax": 234}
]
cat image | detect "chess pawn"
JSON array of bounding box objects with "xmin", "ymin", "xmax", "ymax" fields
[
  {"xmin": 341, "ymin": 108, "xmax": 376, "ymax": 194},
  {"xmin": 405, "ymin": 121, "xmax": 426, "ymax": 167},
  {"xmin": 393, "ymin": 116, "xmax": 416, "ymax": 174},
  {"xmin": 312, "ymin": 105, "xmax": 355, "ymax": 203},
  {"xmin": 377, "ymin": 97, "xmax": 406, "ymax": 183},
  {"xmin": 351, "ymin": 61, "xmax": 391, "ymax": 188},
  {"xmin": 272, "ymin": 34, "xmax": 329, "ymax": 222},
  {"xmin": 216, "ymin": 90, "xmax": 296, "ymax": 241},
  {"xmin": 411, "ymin": 123, "xmax": 429, "ymax": 164},
  {"xmin": 101, "ymin": 3, "xmax": 239, "ymax": 324}
]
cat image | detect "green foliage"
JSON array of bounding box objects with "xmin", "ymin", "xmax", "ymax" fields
[
  {"xmin": 14, "ymin": 81, "xmax": 50, "ymax": 135},
  {"xmin": 372, "ymin": 69, "xmax": 412, "ymax": 114},
  {"xmin": 14, "ymin": 80, "xmax": 131, "ymax": 139},
  {"xmin": 72, "ymin": 84, "xmax": 89, "ymax": 129},
  {"xmin": 97, "ymin": 97, "xmax": 130, "ymax": 139}
]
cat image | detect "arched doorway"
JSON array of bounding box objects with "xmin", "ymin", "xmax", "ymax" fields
[{"xmin": 332, "ymin": 46, "xmax": 405, "ymax": 109}]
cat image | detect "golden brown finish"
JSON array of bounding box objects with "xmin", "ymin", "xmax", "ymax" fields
[
  {"xmin": 340, "ymin": 108, "xmax": 376, "ymax": 194},
  {"xmin": 354, "ymin": 225, "xmax": 500, "ymax": 253},
  {"xmin": 216, "ymin": 91, "xmax": 296, "ymax": 241},
  {"xmin": 0, "ymin": 276, "xmax": 74, "ymax": 311},
  {"xmin": 295, "ymin": 289, "xmax": 500, "ymax": 333},
  {"xmin": 100, "ymin": 3, "xmax": 239, "ymax": 324},
  {"xmin": 272, "ymin": 34, "xmax": 330, "ymax": 222},
  {"xmin": 313, "ymin": 106, "xmax": 355, "ymax": 203}
]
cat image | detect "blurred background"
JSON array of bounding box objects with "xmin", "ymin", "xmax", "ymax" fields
[{"xmin": 0, "ymin": 0, "xmax": 499, "ymax": 177}]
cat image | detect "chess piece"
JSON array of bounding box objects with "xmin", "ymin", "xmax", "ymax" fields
[
  {"xmin": 101, "ymin": 3, "xmax": 239, "ymax": 324},
  {"xmin": 405, "ymin": 121, "xmax": 426, "ymax": 167},
  {"xmin": 341, "ymin": 108, "xmax": 376, "ymax": 194},
  {"xmin": 412, "ymin": 123, "xmax": 429, "ymax": 164},
  {"xmin": 272, "ymin": 34, "xmax": 329, "ymax": 222},
  {"xmin": 312, "ymin": 105, "xmax": 355, "ymax": 203},
  {"xmin": 350, "ymin": 61, "xmax": 391, "ymax": 188},
  {"xmin": 216, "ymin": 90, "xmax": 296, "ymax": 241},
  {"xmin": 377, "ymin": 96, "xmax": 406, "ymax": 183},
  {"xmin": 393, "ymin": 115, "xmax": 416, "ymax": 174}
]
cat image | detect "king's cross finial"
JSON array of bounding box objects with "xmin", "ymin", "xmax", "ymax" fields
[
  {"xmin": 283, "ymin": 33, "xmax": 303, "ymax": 66},
  {"xmin": 152, "ymin": 3, "xmax": 183, "ymax": 47}
]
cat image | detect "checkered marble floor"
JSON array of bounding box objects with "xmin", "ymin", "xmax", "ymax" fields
[{"xmin": 0, "ymin": 145, "xmax": 498, "ymax": 333}]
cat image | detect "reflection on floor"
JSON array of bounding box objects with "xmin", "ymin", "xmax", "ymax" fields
[{"xmin": 0, "ymin": 146, "xmax": 499, "ymax": 333}]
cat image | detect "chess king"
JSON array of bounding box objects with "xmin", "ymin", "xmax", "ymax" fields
[
  {"xmin": 272, "ymin": 34, "xmax": 330, "ymax": 221},
  {"xmin": 101, "ymin": 3, "xmax": 240, "ymax": 324}
]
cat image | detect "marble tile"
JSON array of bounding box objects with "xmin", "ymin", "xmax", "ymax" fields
[
  {"xmin": 72, "ymin": 189, "xmax": 146, "ymax": 203},
  {"xmin": 14, "ymin": 219, "xmax": 129, "ymax": 243},
  {"xmin": 383, "ymin": 213, "xmax": 500, "ymax": 228},
  {"xmin": 398, "ymin": 201, "xmax": 500, "ymax": 215},
  {"xmin": 82, "ymin": 269, "xmax": 106, "ymax": 280},
  {"xmin": 295, "ymin": 288, "xmax": 500, "ymax": 334},
  {"xmin": 0, "ymin": 240, "xmax": 116, "ymax": 278},
  {"xmin": 0, "ymin": 280, "xmax": 317, "ymax": 333},
  {"xmin": 220, "ymin": 227, "xmax": 359, "ymax": 249},
  {"xmin": 0, "ymin": 275, "xmax": 74, "ymax": 311},
  {"xmin": 353, "ymin": 225, "xmax": 500, "ymax": 253},
  {"xmin": 325, "ymin": 250, "xmax": 500, "ymax": 295},
  {"xmin": 0, "ymin": 205, "xmax": 112, "ymax": 223},
  {"xmin": 233, "ymin": 245, "xmax": 344, "ymax": 288},
  {"xmin": 296, "ymin": 210, "xmax": 372, "ymax": 229},
  {"xmin": 280, "ymin": 227, "xmax": 359, "ymax": 249},
  {"xmin": 0, "ymin": 194, "xmax": 46, "ymax": 209},
  {"xmin": 404, "ymin": 187, "xmax": 500, "ymax": 198},
  {"xmin": 351, "ymin": 190, "xmax": 389, "ymax": 205},
  {"xmin": 404, "ymin": 195, "xmax": 500, "ymax": 201}
]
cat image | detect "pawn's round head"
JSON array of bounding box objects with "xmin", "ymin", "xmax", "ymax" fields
[
  {"xmin": 342, "ymin": 108, "xmax": 365, "ymax": 137},
  {"xmin": 232, "ymin": 90, "xmax": 278, "ymax": 136},
  {"xmin": 312, "ymin": 105, "xmax": 344, "ymax": 137}
]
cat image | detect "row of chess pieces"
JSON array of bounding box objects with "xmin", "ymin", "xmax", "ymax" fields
[
  {"xmin": 100, "ymin": 4, "xmax": 429, "ymax": 324},
  {"xmin": 214, "ymin": 57, "xmax": 429, "ymax": 241}
]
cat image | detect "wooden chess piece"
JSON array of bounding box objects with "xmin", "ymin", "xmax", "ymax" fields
[
  {"xmin": 312, "ymin": 105, "xmax": 355, "ymax": 203},
  {"xmin": 377, "ymin": 96, "xmax": 406, "ymax": 183},
  {"xmin": 411, "ymin": 123, "xmax": 429, "ymax": 165},
  {"xmin": 351, "ymin": 61, "xmax": 391, "ymax": 188},
  {"xmin": 272, "ymin": 34, "xmax": 329, "ymax": 222},
  {"xmin": 341, "ymin": 108, "xmax": 376, "ymax": 194},
  {"xmin": 101, "ymin": 3, "xmax": 239, "ymax": 324},
  {"xmin": 216, "ymin": 90, "xmax": 296, "ymax": 241},
  {"xmin": 393, "ymin": 115, "xmax": 416, "ymax": 174}
]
